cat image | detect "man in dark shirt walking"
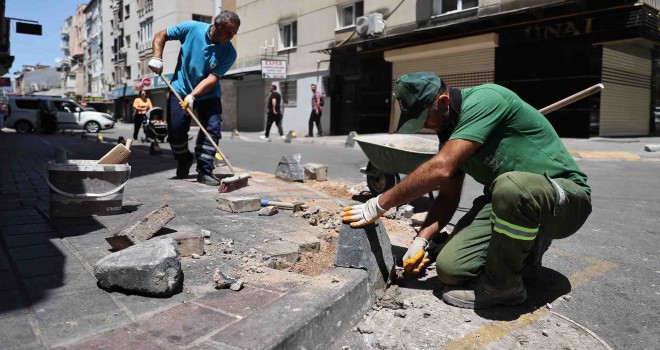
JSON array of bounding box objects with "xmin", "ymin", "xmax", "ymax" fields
[{"xmin": 261, "ymin": 85, "xmax": 284, "ymax": 141}]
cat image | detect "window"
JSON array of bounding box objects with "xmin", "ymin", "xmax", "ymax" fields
[
  {"xmin": 338, "ymin": 1, "xmax": 363, "ymax": 28},
  {"xmin": 281, "ymin": 81, "xmax": 297, "ymax": 105},
  {"xmin": 192, "ymin": 14, "xmax": 212, "ymax": 23},
  {"xmin": 124, "ymin": 5, "xmax": 130, "ymax": 19},
  {"xmin": 280, "ymin": 21, "xmax": 297, "ymax": 49},
  {"xmin": 14, "ymin": 99, "xmax": 39, "ymax": 110},
  {"xmin": 139, "ymin": 18, "xmax": 153, "ymax": 45},
  {"xmin": 125, "ymin": 66, "xmax": 131, "ymax": 80},
  {"xmin": 125, "ymin": 34, "xmax": 131, "ymax": 47},
  {"xmin": 432, "ymin": 0, "xmax": 477, "ymax": 16}
]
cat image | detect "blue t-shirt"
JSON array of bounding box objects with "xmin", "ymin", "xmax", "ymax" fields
[{"xmin": 166, "ymin": 21, "xmax": 237, "ymax": 100}]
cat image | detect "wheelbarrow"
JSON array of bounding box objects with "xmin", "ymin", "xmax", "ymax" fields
[
  {"xmin": 356, "ymin": 83, "xmax": 605, "ymax": 196},
  {"xmin": 356, "ymin": 134, "xmax": 439, "ymax": 195}
]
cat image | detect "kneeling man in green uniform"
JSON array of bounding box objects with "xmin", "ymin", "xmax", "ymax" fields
[{"xmin": 341, "ymin": 72, "xmax": 592, "ymax": 309}]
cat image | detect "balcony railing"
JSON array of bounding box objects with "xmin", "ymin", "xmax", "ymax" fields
[
  {"xmin": 138, "ymin": 0, "xmax": 153, "ymax": 18},
  {"xmin": 60, "ymin": 26, "xmax": 70, "ymax": 36},
  {"xmin": 138, "ymin": 41, "xmax": 153, "ymax": 53}
]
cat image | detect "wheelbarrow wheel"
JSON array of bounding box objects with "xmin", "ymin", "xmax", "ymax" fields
[{"xmin": 366, "ymin": 162, "xmax": 398, "ymax": 195}]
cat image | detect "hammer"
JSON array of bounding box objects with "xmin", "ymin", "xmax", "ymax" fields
[{"xmin": 260, "ymin": 200, "xmax": 306, "ymax": 212}]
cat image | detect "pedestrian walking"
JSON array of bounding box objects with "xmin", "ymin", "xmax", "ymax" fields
[
  {"xmin": 148, "ymin": 11, "xmax": 240, "ymax": 186},
  {"xmin": 341, "ymin": 72, "xmax": 592, "ymax": 309},
  {"xmin": 132, "ymin": 90, "xmax": 153, "ymax": 141},
  {"xmin": 260, "ymin": 85, "xmax": 284, "ymax": 141},
  {"xmin": 306, "ymin": 83, "xmax": 323, "ymax": 137},
  {"xmin": 36, "ymin": 99, "xmax": 58, "ymax": 134}
]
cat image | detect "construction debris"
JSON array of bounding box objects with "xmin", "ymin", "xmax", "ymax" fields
[
  {"xmin": 395, "ymin": 205, "xmax": 414, "ymax": 220},
  {"xmin": 644, "ymin": 144, "xmax": 660, "ymax": 152},
  {"xmin": 258, "ymin": 206, "xmax": 279, "ymax": 216},
  {"xmin": 158, "ymin": 228, "xmax": 204, "ymax": 257},
  {"xmin": 216, "ymin": 196, "xmax": 261, "ymax": 213},
  {"xmin": 274, "ymin": 154, "xmax": 304, "ymax": 182},
  {"xmin": 303, "ymin": 163, "xmax": 328, "ymax": 181},
  {"xmin": 105, "ymin": 203, "xmax": 175, "ymax": 250},
  {"xmin": 93, "ymin": 238, "xmax": 182, "ymax": 297}
]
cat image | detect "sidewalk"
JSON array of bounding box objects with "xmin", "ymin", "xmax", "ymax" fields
[{"xmin": 0, "ymin": 129, "xmax": 619, "ymax": 349}]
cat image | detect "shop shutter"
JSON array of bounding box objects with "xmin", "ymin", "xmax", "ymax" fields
[
  {"xmin": 391, "ymin": 48, "xmax": 495, "ymax": 88},
  {"xmin": 600, "ymin": 45, "xmax": 651, "ymax": 136}
]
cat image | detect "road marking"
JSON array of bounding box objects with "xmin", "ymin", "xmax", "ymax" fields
[
  {"xmin": 570, "ymin": 150, "xmax": 641, "ymax": 161},
  {"xmin": 443, "ymin": 248, "xmax": 618, "ymax": 348}
]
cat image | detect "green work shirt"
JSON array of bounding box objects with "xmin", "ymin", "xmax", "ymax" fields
[{"xmin": 448, "ymin": 84, "xmax": 590, "ymax": 195}]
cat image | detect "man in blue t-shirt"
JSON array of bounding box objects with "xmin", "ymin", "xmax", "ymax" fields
[{"xmin": 148, "ymin": 11, "xmax": 240, "ymax": 186}]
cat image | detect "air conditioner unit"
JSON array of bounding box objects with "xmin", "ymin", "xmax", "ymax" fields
[{"xmin": 356, "ymin": 12, "xmax": 386, "ymax": 38}]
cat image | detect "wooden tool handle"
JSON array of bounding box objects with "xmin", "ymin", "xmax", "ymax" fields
[
  {"xmin": 539, "ymin": 83, "xmax": 604, "ymax": 116},
  {"xmin": 125, "ymin": 139, "xmax": 133, "ymax": 151},
  {"xmin": 159, "ymin": 74, "xmax": 236, "ymax": 174}
]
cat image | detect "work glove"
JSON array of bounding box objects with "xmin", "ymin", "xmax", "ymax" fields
[
  {"xmin": 148, "ymin": 57, "xmax": 163, "ymax": 74},
  {"xmin": 180, "ymin": 95, "xmax": 195, "ymax": 110},
  {"xmin": 403, "ymin": 237, "xmax": 431, "ymax": 275},
  {"xmin": 340, "ymin": 195, "xmax": 387, "ymax": 228}
]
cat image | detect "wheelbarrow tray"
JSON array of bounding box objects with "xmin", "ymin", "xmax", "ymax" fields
[{"xmin": 355, "ymin": 134, "xmax": 439, "ymax": 175}]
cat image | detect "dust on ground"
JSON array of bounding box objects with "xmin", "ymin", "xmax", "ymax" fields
[{"xmin": 290, "ymin": 240, "xmax": 337, "ymax": 276}]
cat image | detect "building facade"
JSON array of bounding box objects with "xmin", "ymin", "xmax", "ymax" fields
[
  {"xmin": 102, "ymin": 0, "xmax": 221, "ymax": 121},
  {"xmin": 326, "ymin": 0, "xmax": 660, "ymax": 137},
  {"xmin": 221, "ymin": 0, "xmax": 336, "ymax": 134},
  {"xmin": 83, "ymin": 0, "xmax": 105, "ymax": 101}
]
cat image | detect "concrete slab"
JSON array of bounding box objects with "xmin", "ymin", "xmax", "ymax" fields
[
  {"xmin": 335, "ymin": 222, "xmax": 396, "ymax": 290},
  {"xmin": 104, "ymin": 203, "xmax": 175, "ymax": 250},
  {"xmin": 216, "ymin": 196, "xmax": 260, "ymax": 213}
]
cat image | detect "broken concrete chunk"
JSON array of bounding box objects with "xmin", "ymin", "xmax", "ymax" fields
[
  {"xmin": 191, "ymin": 253, "xmax": 201, "ymax": 259},
  {"xmin": 258, "ymin": 206, "xmax": 279, "ymax": 216},
  {"xmin": 230, "ymin": 280, "xmax": 243, "ymax": 291},
  {"xmin": 213, "ymin": 268, "xmax": 238, "ymax": 289},
  {"xmin": 158, "ymin": 228, "xmax": 204, "ymax": 257},
  {"xmin": 216, "ymin": 196, "xmax": 261, "ymax": 213},
  {"xmin": 411, "ymin": 212, "xmax": 427, "ymax": 226},
  {"xmin": 93, "ymin": 238, "xmax": 182, "ymax": 297},
  {"xmin": 395, "ymin": 205, "xmax": 414, "ymax": 220},
  {"xmin": 274, "ymin": 154, "xmax": 304, "ymax": 182},
  {"xmin": 303, "ymin": 163, "xmax": 328, "ymax": 181},
  {"xmin": 105, "ymin": 203, "xmax": 175, "ymax": 250},
  {"xmin": 644, "ymin": 144, "xmax": 660, "ymax": 152},
  {"xmin": 334, "ymin": 221, "xmax": 395, "ymax": 291}
]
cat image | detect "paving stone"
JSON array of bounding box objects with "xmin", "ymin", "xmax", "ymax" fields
[
  {"xmin": 63, "ymin": 327, "xmax": 162, "ymax": 350},
  {"xmin": 4, "ymin": 232, "xmax": 56, "ymax": 248},
  {"xmin": 334, "ymin": 221, "xmax": 395, "ymax": 290},
  {"xmin": 9, "ymin": 243, "xmax": 64, "ymax": 261},
  {"xmin": 0, "ymin": 300, "xmax": 40, "ymax": 349},
  {"xmin": 137, "ymin": 303, "xmax": 237, "ymax": 347},
  {"xmin": 197, "ymin": 285, "xmax": 282, "ymax": 317},
  {"xmin": 189, "ymin": 340, "xmax": 245, "ymax": 350},
  {"xmin": 0, "ymin": 271, "xmax": 18, "ymax": 291},
  {"xmin": 158, "ymin": 228, "xmax": 204, "ymax": 257},
  {"xmin": 0, "ymin": 223, "xmax": 53, "ymax": 236},
  {"xmin": 16, "ymin": 256, "xmax": 67, "ymax": 278},
  {"xmin": 216, "ymin": 196, "xmax": 261, "ymax": 213},
  {"xmin": 0, "ymin": 253, "xmax": 10, "ymax": 270},
  {"xmin": 303, "ymin": 163, "xmax": 329, "ymax": 181},
  {"xmin": 105, "ymin": 203, "xmax": 175, "ymax": 250},
  {"xmin": 23, "ymin": 269, "xmax": 98, "ymax": 300},
  {"xmin": 29, "ymin": 289, "xmax": 127, "ymax": 347},
  {"xmin": 94, "ymin": 238, "xmax": 182, "ymax": 296},
  {"xmin": 274, "ymin": 154, "xmax": 304, "ymax": 182},
  {"xmin": 0, "ymin": 214, "xmax": 45, "ymax": 227}
]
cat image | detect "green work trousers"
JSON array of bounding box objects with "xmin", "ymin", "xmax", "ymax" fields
[{"xmin": 436, "ymin": 171, "xmax": 592, "ymax": 290}]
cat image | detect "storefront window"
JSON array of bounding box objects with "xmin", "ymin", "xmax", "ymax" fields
[{"xmin": 281, "ymin": 81, "xmax": 297, "ymax": 106}]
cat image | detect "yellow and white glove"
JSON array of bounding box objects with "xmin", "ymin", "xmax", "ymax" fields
[
  {"xmin": 148, "ymin": 57, "xmax": 163, "ymax": 74},
  {"xmin": 180, "ymin": 95, "xmax": 195, "ymax": 110},
  {"xmin": 340, "ymin": 195, "xmax": 387, "ymax": 228},
  {"xmin": 403, "ymin": 237, "xmax": 431, "ymax": 275}
]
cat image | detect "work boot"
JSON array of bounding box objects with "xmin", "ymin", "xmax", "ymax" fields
[
  {"xmin": 441, "ymin": 274, "xmax": 527, "ymax": 309},
  {"xmin": 176, "ymin": 157, "xmax": 193, "ymax": 179},
  {"xmin": 522, "ymin": 237, "xmax": 552, "ymax": 280},
  {"xmin": 197, "ymin": 173, "xmax": 221, "ymax": 186}
]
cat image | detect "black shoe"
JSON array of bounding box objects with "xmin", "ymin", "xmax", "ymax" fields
[
  {"xmin": 197, "ymin": 173, "xmax": 221, "ymax": 186},
  {"xmin": 305, "ymin": 134, "xmax": 313, "ymax": 137},
  {"xmin": 317, "ymin": 133, "xmax": 324, "ymax": 137},
  {"xmin": 176, "ymin": 158, "xmax": 193, "ymax": 179}
]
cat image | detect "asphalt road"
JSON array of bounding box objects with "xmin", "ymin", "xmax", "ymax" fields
[{"xmin": 94, "ymin": 124, "xmax": 660, "ymax": 348}]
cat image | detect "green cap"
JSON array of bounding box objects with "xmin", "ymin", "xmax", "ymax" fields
[{"xmin": 394, "ymin": 72, "xmax": 442, "ymax": 134}]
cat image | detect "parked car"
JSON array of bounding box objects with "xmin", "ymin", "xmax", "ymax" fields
[{"xmin": 5, "ymin": 96, "xmax": 115, "ymax": 133}]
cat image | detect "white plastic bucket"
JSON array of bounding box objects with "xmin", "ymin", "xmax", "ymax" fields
[{"xmin": 46, "ymin": 160, "xmax": 131, "ymax": 217}]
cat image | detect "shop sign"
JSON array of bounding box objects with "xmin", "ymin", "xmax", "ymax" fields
[{"xmin": 261, "ymin": 59, "xmax": 287, "ymax": 79}]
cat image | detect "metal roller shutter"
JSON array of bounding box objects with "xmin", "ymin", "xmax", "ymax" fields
[
  {"xmin": 391, "ymin": 48, "xmax": 495, "ymax": 88},
  {"xmin": 600, "ymin": 45, "xmax": 652, "ymax": 136}
]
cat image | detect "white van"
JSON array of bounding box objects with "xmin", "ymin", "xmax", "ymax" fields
[{"xmin": 5, "ymin": 96, "xmax": 115, "ymax": 133}]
